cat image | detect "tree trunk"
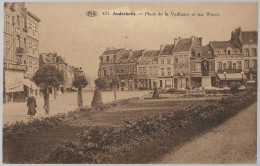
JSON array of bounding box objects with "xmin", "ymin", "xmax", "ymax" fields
[
  {"xmin": 54, "ymin": 87, "xmax": 57, "ymax": 99},
  {"xmin": 113, "ymin": 86, "xmax": 117, "ymax": 101},
  {"xmin": 44, "ymin": 87, "xmax": 50, "ymax": 115},
  {"xmin": 77, "ymin": 87, "xmax": 83, "ymax": 108}
]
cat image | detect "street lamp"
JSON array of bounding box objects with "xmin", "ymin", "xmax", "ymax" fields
[
  {"xmin": 224, "ymin": 71, "xmax": 227, "ymax": 87},
  {"xmin": 180, "ymin": 72, "xmax": 183, "ymax": 88},
  {"xmin": 241, "ymin": 70, "xmax": 244, "ymax": 85}
]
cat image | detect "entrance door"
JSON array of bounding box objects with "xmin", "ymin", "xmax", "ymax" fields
[
  {"xmin": 160, "ymin": 80, "xmax": 163, "ymax": 87},
  {"xmin": 174, "ymin": 78, "xmax": 177, "ymax": 89},
  {"xmin": 149, "ymin": 79, "xmax": 152, "ymax": 90}
]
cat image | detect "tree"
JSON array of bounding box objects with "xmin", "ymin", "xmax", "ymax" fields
[
  {"xmin": 72, "ymin": 75, "xmax": 88, "ymax": 108},
  {"xmin": 32, "ymin": 65, "xmax": 64, "ymax": 115},
  {"xmin": 110, "ymin": 77, "xmax": 119, "ymax": 100},
  {"xmin": 91, "ymin": 77, "xmax": 108, "ymax": 110}
]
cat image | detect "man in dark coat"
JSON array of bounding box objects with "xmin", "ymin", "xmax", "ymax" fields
[{"xmin": 27, "ymin": 95, "xmax": 37, "ymax": 118}]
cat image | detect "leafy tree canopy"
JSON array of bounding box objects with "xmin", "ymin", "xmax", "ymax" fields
[
  {"xmin": 95, "ymin": 77, "xmax": 108, "ymax": 89},
  {"xmin": 73, "ymin": 76, "xmax": 88, "ymax": 88},
  {"xmin": 110, "ymin": 77, "xmax": 120, "ymax": 86},
  {"xmin": 32, "ymin": 65, "xmax": 64, "ymax": 88}
]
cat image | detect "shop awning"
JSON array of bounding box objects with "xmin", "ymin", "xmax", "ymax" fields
[
  {"xmin": 23, "ymin": 79, "xmax": 39, "ymax": 90},
  {"xmin": 218, "ymin": 73, "xmax": 244, "ymax": 80}
]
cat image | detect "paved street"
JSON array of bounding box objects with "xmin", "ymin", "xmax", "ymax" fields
[
  {"xmin": 3, "ymin": 90, "xmax": 149, "ymax": 124},
  {"xmin": 159, "ymin": 102, "xmax": 257, "ymax": 164}
]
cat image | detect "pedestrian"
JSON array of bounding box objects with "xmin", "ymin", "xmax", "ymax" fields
[{"xmin": 27, "ymin": 94, "xmax": 37, "ymax": 119}]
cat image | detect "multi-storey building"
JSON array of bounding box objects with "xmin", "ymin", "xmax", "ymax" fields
[
  {"xmin": 231, "ymin": 27, "xmax": 258, "ymax": 79},
  {"xmin": 158, "ymin": 44, "xmax": 175, "ymax": 88},
  {"xmin": 116, "ymin": 50, "xmax": 144, "ymax": 90},
  {"xmin": 98, "ymin": 47, "xmax": 124, "ymax": 85},
  {"xmin": 173, "ymin": 37, "xmax": 202, "ymax": 89},
  {"xmin": 3, "ymin": 2, "xmax": 40, "ymax": 102},
  {"xmin": 25, "ymin": 11, "xmax": 41, "ymax": 79},
  {"xmin": 137, "ymin": 50, "xmax": 160, "ymax": 89},
  {"xmin": 98, "ymin": 28, "xmax": 257, "ymax": 91},
  {"xmin": 209, "ymin": 41, "xmax": 244, "ymax": 87}
]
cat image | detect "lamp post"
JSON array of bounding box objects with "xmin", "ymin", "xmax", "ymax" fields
[
  {"xmin": 180, "ymin": 72, "xmax": 183, "ymax": 88},
  {"xmin": 224, "ymin": 71, "xmax": 227, "ymax": 87},
  {"xmin": 241, "ymin": 71, "xmax": 244, "ymax": 85}
]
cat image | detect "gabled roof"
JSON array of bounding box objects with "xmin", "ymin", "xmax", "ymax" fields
[
  {"xmin": 129, "ymin": 50, "xmax": 143, "ymax": 62},
  {"xmin": 139, "ymin": 50, "xmax": 160, "ymax": 62},
  {"xmin": 201, "ymin": 45, "xmax": 214, "ymax": 59},
  {"xmin": 241, "ymin": 31, "xmax": 257, "ymax": 43},
  {"xmin": 173, "ymin": 38, "xmax": 192, "ymax": 52},
  {"xmin": 40, "ymin": 53, "xmax": 56, "ymax": 63},
  {"xmin": 117, "ymin": 50, "xmax": 130, "ymax": 62},
  {"xmin": 160, "ymin": 44, "xmax": 174, "ymax": 55},
  {"xmin": 209, "ymin": 41, "xmax": 240, "ymax": 50},
  {"xmin": 102, "ymin": 48, "xmax": 123, "ymax": 55}
]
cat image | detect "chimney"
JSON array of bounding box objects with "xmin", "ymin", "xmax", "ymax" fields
[
  {"xmin": 141, "ymin": 49, "xmax": 145, "ymax": 56},
  {"xmin": 160, "ymin": 45, "xmax": 164, "ymax": 51},
  {"xmin": 63, "ymin": 56, "xmax": 66, "ymax": 62},
  {"xmin": 129, "ymin": 49, "xmax": 133, "ymax": 57},
  {"xmin": 174, "ymin": 38, "xmax": 178, "ymax": 46}
]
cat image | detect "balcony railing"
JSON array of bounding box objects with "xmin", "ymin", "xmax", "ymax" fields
[
  {"xmin": 16, "ymin": 47, "xmax": 24, "ymax": 54},
  {"xmin": 217, "ymin": 69, "xmax": 242, "ymax": 73},
  {"xmin": 4, "ymin": 63, "xmax": 27, "ymax": 71}
]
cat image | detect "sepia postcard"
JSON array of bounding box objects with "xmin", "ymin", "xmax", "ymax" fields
[{"xmin": 1, "ymin": 1, "xmax": 258, "ymax": 164}]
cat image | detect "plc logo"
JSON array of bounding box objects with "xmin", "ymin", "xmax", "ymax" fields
[{"xmin": 86, "ymin": 10, "xmax": 98, "ymax": 17}]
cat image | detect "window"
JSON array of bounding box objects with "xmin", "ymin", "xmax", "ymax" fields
[
  {"xmin": 139, "ymin": 67, "xmax": 143, "ymax": 75},
  {"xmin": 106, "ymin": 56, "xmax": 109, "ymax": 62},
  {"xmin": 252, "ymin": 49, "xmax": 257, "ymax": 56},
  {"xmin": 237, "ymin": 61, "xmax": 242, "ymax": 69},
  {"xmin": 100, "ymin": 57, "xmax": 103, "ymax": 62},
  {"xmin": 161, "ymin": 68, "xmax": 164, "ymax": 76},
  {"xmin": 17, "ymin": 15, "xmax": 20, "ymax": 27},
  {"xmin": 104, "ymin": 69, "xmax": 107, "ymax": 76},
  {"xmin": 161, "ymin": 59, "xmax": 164, "ymax": 65},
  {"xmin": 113, "ymin": 55, "xmax": 116, "ymax": 61},
  {"xmin": 175, "ymin": 58, "xmax": 178, "ymax": 63},
  {"xmin": 253, "ymin": 60, "xmax": 257, "ymax": 68},
  {"xmin": 227, "ymin": 50, "xmax": 231, "ymax": 55},
  {"xmin": 223, "ymin": 63, "xmax": 226, "ymax": 70},
  {"xmin": 16, "ymin": 35, "xmax": 20, "ymax": 48},
  {"xmin": 143, "ymin": 67, "xmax": 146, "ymax": 75},
  {"xmin": 24, "ymin": 39, "xmax": 27, "ymax": 52},
  {"xmin": 227, "ymin": 61, "xmax": 232, "ymax": 70},
  {"xmin": 233, "ymin": 63, "xmax": 236, "ymax": 70},
  {"xmin": 167, "ymin": 67, "xmax": 171, "ymax": 76},
  {"xmin": 167, "ymin": 59, "xmax": 171, "ymax": 64},
  {"xmin": 244, "ymin": 60, "xmax": 249, "ymax": 69},
  {"xmin": 244, "ymin": 49, "xmax": 249, "ymax": 56},
  {"xmin": 121, "ymin": 69, "xmax": 124, "ymax": 73},
  {"xmin": 217, "ymin": 62, "xmax": 222, "ymax": 70},
  {"xmin": 110, "ymin": 68, "xmax": 113, "ymax": 76}
]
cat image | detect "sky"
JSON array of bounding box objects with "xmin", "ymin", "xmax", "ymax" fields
[{"xmin": 25, "ymin": 2, "xmax": 258, "ymax": 78}]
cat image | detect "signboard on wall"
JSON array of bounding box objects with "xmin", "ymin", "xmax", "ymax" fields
[{"xmin": 5, "ymin": 70, "xmax": 24, "ymax": 93}]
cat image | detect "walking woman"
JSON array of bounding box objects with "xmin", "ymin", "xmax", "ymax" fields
[{"xmin": 27, "ymin": 95, "xmax": 37, "ymax": 119}]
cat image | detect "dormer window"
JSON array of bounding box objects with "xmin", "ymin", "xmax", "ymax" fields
[{"xmin": 227, "ymin": 50, "xmax": 231, "ymax": 55}]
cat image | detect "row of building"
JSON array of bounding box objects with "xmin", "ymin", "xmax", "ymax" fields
[
  {"xmin": 3, "ymin": 3, "xmax": 89, "ymax": 103},
  {"xmin": 98, "ymin": 27, "xmax": 257, "ymax": 90}
]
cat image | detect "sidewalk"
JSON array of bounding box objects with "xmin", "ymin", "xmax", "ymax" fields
[
  {"xmin": 159, "ymin": 102, "xmax": 257, "ymax": 164},
  {"xmin": 3, "ymin": 91, "xmax": 149, "ymax": 124}
]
